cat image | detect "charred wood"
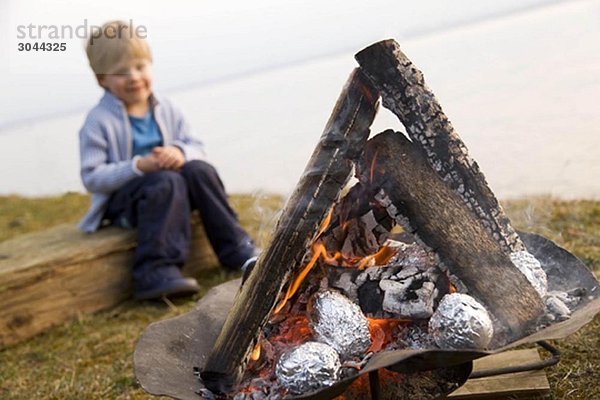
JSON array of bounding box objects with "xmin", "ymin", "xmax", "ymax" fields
[
  {"xmin": 321, "ymin": 206, "xmax": 395, "ymax": 262},
  {"xmin": 355, "ymin": 39, "xmax": 524, "ymax": 254},
  {"xmin": 201, "ymin": 69, "xmax": 379, "ymax": 394},
  {"xmin": 327, "ymin": 242, "xmax": 446, "ymax": 319},
  {"xmin": 358, "ymin": 130, "xmax": 544, "ymax": 342}
]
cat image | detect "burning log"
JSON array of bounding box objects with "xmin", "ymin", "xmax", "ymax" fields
[
  {"xmin": 355, "ymin": 39, "xmax": 524, "ymax": 254},
  {"xmin": 358, "ymin": 130, "xmax": 545, "ymax": 341},
  {"xmin": 133, "ymin": 38, "xmax": 600, "ymax": 400},
  {"xmin": 201, "ymin": 69, "xmax": 379, "ymax": 394},
  {"xmin": 322, "ymin": 183, "xmax": 395, "ymax": 251}
]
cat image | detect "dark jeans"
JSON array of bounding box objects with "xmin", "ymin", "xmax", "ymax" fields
[{"xmin": 104, "ymin": 160, "xmax": 255, "ymax": 282}]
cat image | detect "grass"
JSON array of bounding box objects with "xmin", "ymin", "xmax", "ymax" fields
[
  {"xmin": 0, "ymin": 194, "xmax": 598, "ymax": 399},
  {"xmin": 0, "ymin": 193, "xmax": 90, "ymax": 243},
  {"xmin": 502, "ymin": 198, "xmax": 600, "ymax": 400}
]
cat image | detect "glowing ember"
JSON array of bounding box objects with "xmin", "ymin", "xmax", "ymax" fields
[
  {"xmin": 241, "ymin": 188, "xmax": 457, "ymax": 397},
  {"xmin": 268, "ymin": 314, "xmax": 313, "ymax": 350},
  {"xmin": 274, "ymin": 210, "xmax": 401, "ymax": 314},
  {"xmin": 367, "ymin": 318, "xmax": 408, "ymax": 352}
]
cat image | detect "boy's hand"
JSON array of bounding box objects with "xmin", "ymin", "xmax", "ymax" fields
[
  {"xmin": 152, "ymin": 146, "xmax": 185, "ymax": 170},
  {"xmin": 136, "ymin": 153, "xmax": 160, "ymax": 173}
]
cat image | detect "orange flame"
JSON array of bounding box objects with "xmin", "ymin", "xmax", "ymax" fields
[
  {"xmin": 367, "ymin": 318, "xmax": 408, "ymax": 352},
  {"xmin": 273, "ymin": 243, "xmax": 325, "ymax": 314},
  {"xmin": 354, "ymin": 242, "xmax": 398, "ymax": 270},
  {"xmin": 322, "ymin": 249, "xmax": 345, "ymax": 265},
  {"xmin": 372, "ymin": 244, "xmax": 398, "ymax": 265},
  {"xmin": 334, "ymin": 368, "xmax": 407, "ymax": 399},
  {"xmin": 369, "ymin": 151, "xmax": 378, "ymax": 182},
  {"xmin": 449, "ymin": 282, "xmax": 457, "ymax": 293},
  {"xmin": 250, "ymin": 342, "xmax": 261, "ymax": 361},
  {"xmin": 316, "ymin": 208, "xmax": 334, "ymax": 238},
  {"xmin": 273, "ymin": 207, "xmax": 401, "ymax": 314},
  {"xmin": 274, "ymin": 209, "xmax": 334, "ymax": 314},
  {"xmin": 269, "ymin": 314, "xmax": 312, "ymax": 347}
]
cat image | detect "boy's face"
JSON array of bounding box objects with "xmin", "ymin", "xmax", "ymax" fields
[{"xmin": 98, "ymin": 58, "xmax": 152, "ymax": 108}]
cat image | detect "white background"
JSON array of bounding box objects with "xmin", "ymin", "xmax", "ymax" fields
[{"xmin": 1, "ymin": 0, "xmax": 599, "ymax": 199}]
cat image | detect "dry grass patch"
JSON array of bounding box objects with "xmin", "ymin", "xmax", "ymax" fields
[{"xmin": 0, "ymin": 195, "xmax": 598, "ymax": 399}]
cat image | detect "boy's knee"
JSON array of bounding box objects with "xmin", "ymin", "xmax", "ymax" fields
[
  {"xmin": 181, "ymin": 160, "xmax": 217, "ymax": 180},
  {"xmin": 141, "ymin": 171, "xmax": 187, "ymax": 199}
]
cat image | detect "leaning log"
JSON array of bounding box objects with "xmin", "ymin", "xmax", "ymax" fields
[
  {"xmin": 359, "ymin": 130, "xmax": 544, "ymax": 342},
  {"xmin": 355, "ymin": 39, "xmax": 524, "ymax": 254},
  {"xmin": 201, "ymin": 69, "xmax": 379, "ymax": 394}
]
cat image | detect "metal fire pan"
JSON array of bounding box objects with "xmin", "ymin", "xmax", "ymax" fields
[{"xmin": 134, "ymin": 232, "xmax": 600, "ymax": 400}]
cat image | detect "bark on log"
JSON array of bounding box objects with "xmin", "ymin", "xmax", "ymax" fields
[
  {"xmin": 359, "ymin": 130, "xmax": 544, "ymax": 342},
  {"xmin": 201, "ymin": 69, "xmax": 379, "ymax": 394},
  {"xmin": 355, "ymin": 39, "xmax": 524, "ymax": 254},
  {"xmin": 0, "ymin": 220, "xmax": 216, "ymax": 349}
]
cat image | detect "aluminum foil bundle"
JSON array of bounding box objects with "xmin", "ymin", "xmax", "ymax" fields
[
  {"xmin": 428, "ymin": 293, "xmax": 494, "ymax": 349},
  {"xmin": 309, "ymin": 290, "xmax": 371, "ymax": 359},
  {"xmin": 275, "ymin": 341, "xmax": 341, "ymax": 395},
  {"xmin": 510, "ymin": 250, "xmax": 548, "ymax": 297}
]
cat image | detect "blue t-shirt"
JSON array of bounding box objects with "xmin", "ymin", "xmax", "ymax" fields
[{"xmin": 129, "ymin": 111, "xmax": 163, "ymax": 157}]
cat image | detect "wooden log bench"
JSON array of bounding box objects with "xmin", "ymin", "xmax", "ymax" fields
[
  {"xmin": 449, "ymin": 348, "xmax": 551, "ymax": 399},
  {"xmin": 0, "ymin": 221, "xmax": 218, "ymax": 349}
]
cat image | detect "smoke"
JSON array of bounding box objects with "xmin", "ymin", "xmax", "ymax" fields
[{"xmin": 251, "ymin": 189, "xmax": 285, "ymax": 249}]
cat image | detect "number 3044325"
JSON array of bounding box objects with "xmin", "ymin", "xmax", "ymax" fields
[{"xmin": 18, "ymin": 42, "xmax": 66, "ymax": 51}]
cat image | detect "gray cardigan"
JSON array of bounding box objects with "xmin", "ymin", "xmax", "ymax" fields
[{"xmin": 78, "ymin": 90, "xmax": 206, "ymax": 232}]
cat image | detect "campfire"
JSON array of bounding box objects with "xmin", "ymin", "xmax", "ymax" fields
[{"xmin": 133, "ymin": 39, "xmax": 600, "ymax": 400}]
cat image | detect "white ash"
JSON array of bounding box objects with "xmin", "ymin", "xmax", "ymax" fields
[
  {"xmin": 380, "ymin": 277, "xmax": 438, "ymax": 319},
  {"xmin": 199, "ymin": 388, "xmax": 217, "ymax": 400},
  {"xmin": 547, "ymin": 290, "xmax": 583, "ymax": 309},
  {"xmin": 387, "ymin": 241, "xmax": 437, "ymax": 267},
  {"xmin": 428, "ymin": 293, "xmax": 494, "ymax": 350},
  {"xmin": 545, "ymin": 290, "xmax": 584, "ymax": 322},
  {"xmin": 321, "ymin": 202, "xmax": 395, "ymax": 261},
  {"xmin": 328, "ymin": 246, "xmax": 444, "ymax": 319},
  {"xmin": 232, "ymin": 376, "xmax": 284, "ymax": 400},
  {"xmin": 309, "ymin": 290, "xmax": 371, "ymax": 359},
  {"xmin": 510, "ymin": 251, "xmax": 548, "ymax": 297},
  {"xmin": 233, "ymin": 384, "xmax": 280, "ymax": 400},
  {"xmin": 374, "ymin": 189, "xmax": 414, "ymax": 234},
  {"xmin": 330, "ymin": 272, "xmax": 357, "ymax": 300},
  {"xmin": 545, "ymin": 295, "xmax": 571, "ymax": 322},
  {"xmin": 397, "ymin": 324, "xmax": 436, "ymax": 350},
  {"xmin": 275, "ymin": 341, "xmax": 341, "ymax": 395},
  {"xmin": 542, "ymin": 289, "xmax": 588, "ymax": 325},
  {"xmin": 339, "ymin": 211, "xmax": 385, "ymax": 257}
]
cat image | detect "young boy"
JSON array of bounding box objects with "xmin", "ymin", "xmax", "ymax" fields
[{"xmin": 79, "ymin": 20, "xmax": 257, "ymax": 300}]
